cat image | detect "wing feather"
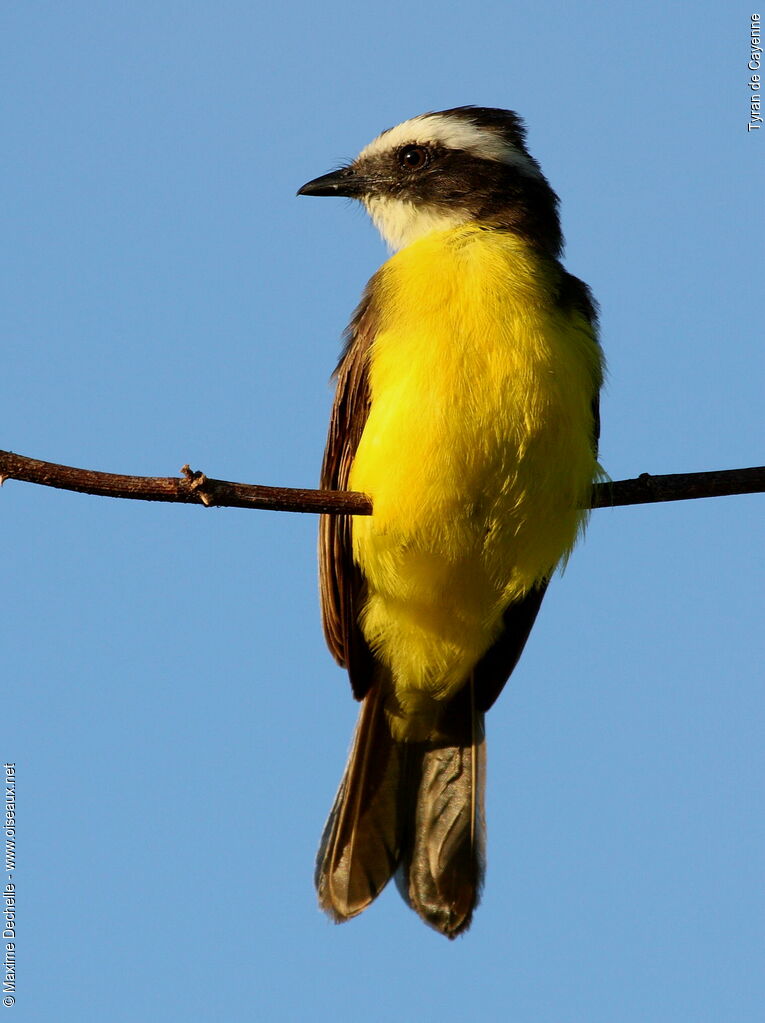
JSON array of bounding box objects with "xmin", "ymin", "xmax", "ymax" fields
[{"xmin": 318, "ymin": 278, "xmax": 381, "ymax": 699}]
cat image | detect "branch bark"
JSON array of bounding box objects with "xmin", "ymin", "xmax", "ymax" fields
[{"xmin": 0, "ymin": 448, "xmax": 763, "ymax": 516}]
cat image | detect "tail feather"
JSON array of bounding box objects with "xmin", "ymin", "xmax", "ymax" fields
[
  {"xmin": 398, "ymin": 695, "xmax": 486, "ymax": 939},
  {"xmin": 315, "ymin": 684, "xmax": 403, "ymax": 920},
  {"xmin": 316, "ymin": 681, "xmax": 486, "ymax": 937}
]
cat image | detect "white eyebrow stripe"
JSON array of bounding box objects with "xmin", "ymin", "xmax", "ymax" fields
[{"xmin": 358, "ymin": 113, "xmax": 542, "ymax": 177}]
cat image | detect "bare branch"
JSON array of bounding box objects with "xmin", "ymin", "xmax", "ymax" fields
[
  {"xmin": 0, "ymin": 449, "xmax": 371, "ymax": 515},
  {"xmin": 0, "ymin": 448, "xmax": 763, "ymax": 516},
  {"xmin": 589, "ymin": 466, "xmax": 765, "ymax": 508}
]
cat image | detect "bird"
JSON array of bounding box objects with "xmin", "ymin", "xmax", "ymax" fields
[{"xmin": 298, "ymin": 106, "xmax": 604, "ymax": 938}]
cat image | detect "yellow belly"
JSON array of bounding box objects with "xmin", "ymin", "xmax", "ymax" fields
[{"xmin": 348, "ymin": 225, "xmax": 603, "ymax": 734}]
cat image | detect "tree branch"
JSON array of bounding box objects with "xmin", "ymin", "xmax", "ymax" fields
[
  {"xmin": 0, "ymin": 448, "xmax": 763, "ymax": 516},
  {"xmin": 588, "ymin": 466, "xmax": 765, "ymax": 508}
]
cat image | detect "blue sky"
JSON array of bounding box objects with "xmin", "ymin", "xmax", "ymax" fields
[{"xmin": 2, "ymin": 2, "xmax": 763, "ymax": 1021}]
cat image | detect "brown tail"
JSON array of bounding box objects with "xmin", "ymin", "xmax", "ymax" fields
[{"xmin": 316, "ymin": 682, "xmax": 486, "ymax": 938}]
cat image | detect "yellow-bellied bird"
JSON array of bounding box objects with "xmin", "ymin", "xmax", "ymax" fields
[{"xmin": 298, "ymin": 107, "xmax": 604, "ymax": 938}]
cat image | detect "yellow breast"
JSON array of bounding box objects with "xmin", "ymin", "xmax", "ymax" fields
[{"xmin": 348, "ymin": 224, "xmax": 603, "ymax": 724}]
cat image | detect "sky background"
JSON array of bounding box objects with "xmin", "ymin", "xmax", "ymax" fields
[{"xmin": 2, "ymin": 2, "xmax": 763, "ymax": 1021}]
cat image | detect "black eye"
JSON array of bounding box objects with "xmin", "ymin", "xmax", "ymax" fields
[{"xmin": 397, "ymin": 144, "xmax": 430, "ymax": 170}]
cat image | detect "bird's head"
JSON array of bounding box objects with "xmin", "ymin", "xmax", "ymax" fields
[{"xmin": 298, "ymin": 106, "xmax": 562, "ymax": 255}]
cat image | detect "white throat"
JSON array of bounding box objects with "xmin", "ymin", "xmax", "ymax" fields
[{"xmin": 364, "ymin": 196, "xmax": 470, "ymax": 251}]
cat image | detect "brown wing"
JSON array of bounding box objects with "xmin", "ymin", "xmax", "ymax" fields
[
  {"xmin": 560, "ymin": 267, "xmax": 601, "ymax": 454},
  {"xmin": 474, "ymin": 267, "xmax": 601, "ymax": 713},
  {"xmin": 319, "ymin": 278, "xmax": 381, "ymax": 700}
]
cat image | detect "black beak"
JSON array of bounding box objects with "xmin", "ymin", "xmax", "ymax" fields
[{"xmin": 297, "ymin": 167, "xmax": 364, "ymax": 198}]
